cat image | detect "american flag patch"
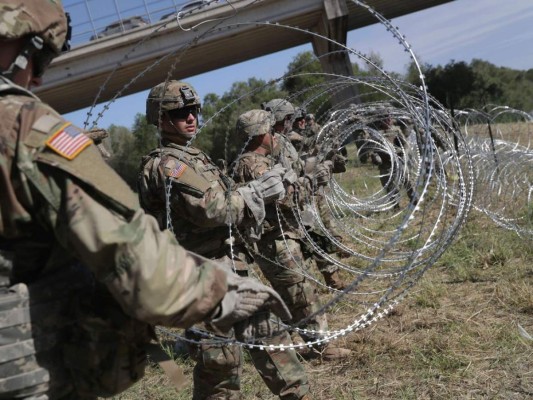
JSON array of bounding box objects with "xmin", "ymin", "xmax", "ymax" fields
[
  {"xmin": 45, "ymin": 123, "xmax": 92, "ymax": 160},
  {"xmin": 167, "ymin": 162, "xmax": 187, "ymax": 179}
]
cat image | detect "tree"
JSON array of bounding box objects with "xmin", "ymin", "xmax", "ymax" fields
[
  {"xmin": 281, "ymin": 51, "xmax": 327, "ymax": 114},
  {"xmin": 199, "ymin": 78, "xmax": 286, "ymax": 163},
  {"xmin": 107, "ymin": 113, "xmax": 158, "ymax": 190},
  {"xmin": 361, "ymin": 51, "xmax": 384, "ymax": 74},
  {"xmin": 406, "ymin": 59, "xmax": 533, "ymax": 111},
  {"xmin": 423, "ymin": 60, "xmax": 477, "ymax": 110}
]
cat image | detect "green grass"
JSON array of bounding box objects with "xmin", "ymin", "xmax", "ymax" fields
[{"xmin": 108, "ymin": 184, "xmax": 533, "ymax": 400}]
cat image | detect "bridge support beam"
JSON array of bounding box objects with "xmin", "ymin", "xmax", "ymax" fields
[{"xmin": 312, "ymin": 0, "xmax": 360, "ymax": 107}]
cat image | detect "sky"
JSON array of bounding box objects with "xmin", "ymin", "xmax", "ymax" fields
[{"xmin": 62, "ymin": 0, "xmax": 533, "ymax": 130}]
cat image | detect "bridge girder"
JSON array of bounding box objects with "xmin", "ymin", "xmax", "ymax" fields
[{"xmin": 35, "ymin": 0, "xmax": 453, "ymax": 113}]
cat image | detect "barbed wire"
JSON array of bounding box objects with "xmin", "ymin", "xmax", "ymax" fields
[
  {"xmin": 87, "ymin": 0, "xmax": 482, "ymax": 350},
  {"xmin": 454, "ymin": 106, "xmax": 532, "ymax": 238}
]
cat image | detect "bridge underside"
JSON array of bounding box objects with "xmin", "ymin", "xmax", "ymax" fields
[{"xmin": 35, "ymin": 0, "xmax": 452, "ymax": 114}]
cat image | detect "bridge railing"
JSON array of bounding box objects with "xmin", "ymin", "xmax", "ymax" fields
[{"xmin": 64, "ymin": 0, "xmax": 216, "ymax": 46}]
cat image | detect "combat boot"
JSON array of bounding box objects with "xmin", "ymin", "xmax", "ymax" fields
[
  {"xmin": 320, "ymin": 344, "xmax": 352, "ymax": 361},
  {"xmin": 291, "ymin": 332, "xmax": 311, "ymax": 356},
  {"xmin": 322, "ymin": 270, "xmax": 346, "ymax": 290},
  {"xmin": 335, "ymin": 247, "xmax": 352, "ymax": 259}
]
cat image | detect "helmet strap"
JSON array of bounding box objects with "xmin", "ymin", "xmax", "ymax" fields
[
  {"xmin": 1, "ymin": 36, "xmax": 44, "ymax": 80},
  {"xmin": 166, "ymin": 116, "xmax": 194, "ymax": 144}
]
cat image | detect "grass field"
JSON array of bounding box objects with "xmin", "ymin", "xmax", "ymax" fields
[
  {"xmin": 110, "ymin": 217, "xmax": 532, "ymax": 399},
  {"xmin": 110, "ymin": 136, "xmax": 532, "ymax": 399}
]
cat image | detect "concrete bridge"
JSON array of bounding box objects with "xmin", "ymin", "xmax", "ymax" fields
[{"xmin": 35, "ymin": 0, "xmax": 452, "ymax": 114}]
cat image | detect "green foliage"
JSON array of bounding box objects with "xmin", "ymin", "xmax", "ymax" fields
[
  {"xmin": 281, "ymin": 51, "xmax": 330, "ymax": 116},
  {"xmin": 107, "ymin": 113, "xmax": 158, "ymax": 190},
  {"xmin": 407, "ymin": 59, "xmax": 533, "ymax": 111},
  {"xmin": 103, "ymin": 52, "xmax": 533, "ymax": 191},
  {"xmin": 199, "ymin": 78, "xmax": 286, "ymax": 162},
  {"xmin": 280, "ymin": 51, "xmax": 391, "ymax": 117},
  {"xmin": 423, "ymin": 60, "xmax": 479, "ymax": 109}
]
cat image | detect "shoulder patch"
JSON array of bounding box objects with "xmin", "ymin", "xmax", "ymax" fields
[
  {"xmin": 45, "ymin": 122, "xmax": 92, "ymax": 160},
  {"xmin": 162, "ymin": 157, "xmax": 211, "ymax": 197},
  {"xmin": 165, "ymin": 160, "xmax": 188, "ymax": 179}
]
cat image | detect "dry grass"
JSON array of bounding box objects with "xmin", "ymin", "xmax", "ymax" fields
[
  {"xmin": 110, "ymin": 137, "xmax": 532, "ymax": 399},
  {"xmin": 466, "ymin": 122, "xmax": 532, "ymax": 148},
  {"xmin": 109, "ymin": 211, "xmax": 533, "ymax": 400}
]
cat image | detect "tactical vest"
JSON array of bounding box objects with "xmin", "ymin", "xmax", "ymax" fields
[
  {"xmin": 276, "ymin": 133, "xmax": 303, "ymax": 175},
  {"xmin": 233, "ymin": 152, "xmax": 302, "ymax": 240},
  {"xmin": 0, "ymin": 80, "xmax": 152, "ymax": 399},
  {"xmin": 140, "ymin": 143, "xmax": 234, "ymax": 257}
]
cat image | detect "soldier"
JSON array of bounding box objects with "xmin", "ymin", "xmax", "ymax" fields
[
  {"xmin": 244, "ymin": 105, "xmax": 351, "ymax": 359},
  {"xmin": 264, "ymin": 99, "xmax": 348, "ymax": 291},
  {"xmin": 289, "ymin": 106, "xmax": 306, "ymax": 152},
  {"xmin": 0, "ymin": 1, "xmax": 291, "ymax": 399},
  {"xmin": 367, "ymin": 108, "xmax": 417, "ymax": 209},
  {"xmin": 305, "ymin": 113, "xmax": 320, "ymax": 136},
  {"xmin": 138, "ymin": 81, "xmax": 311, "ymax": 400}
]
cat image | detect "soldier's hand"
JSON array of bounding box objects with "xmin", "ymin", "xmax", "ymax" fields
[
  {"xmin": 305, "ymin": 161, "xmax": 332, "ymax": 187},
  {"xmin": 250, "ymin": 164, "xmax": 287, "ymax": 203},
  {"xmin": 234, "ymin": 311, "xmax": 284, "ymax": 342},
  {"xmin": 283, "ymin": 169, "xmax": 298, "ymax": 185},
  {"xmin": 303, "ymin": 156, "xmax": 318, "ymax": 175},
  {"xmin": 331, "ymin": 153, "xmax": 347, "ymax": 173},
  {"xmin": 85, "ymin": 127, "xmax": 109, "ymax": 144},
  {"xmin": 208, "ymin": 274, "xmax": 291, "ymax": 335}
]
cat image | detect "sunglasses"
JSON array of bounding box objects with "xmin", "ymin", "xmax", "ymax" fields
[{"xmin": 167, "ymin": 107, "xmax": 199, "ymax": 120}]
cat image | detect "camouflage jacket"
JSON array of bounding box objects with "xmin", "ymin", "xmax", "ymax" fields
[
  {"xmin": 0, "ymin": 77, "xmax": 227, "ymax": 327},
  {"xmin": 138, "ymin": 140, "xmax": 254, "ymax": 256},
  {"xmin": 275, "ymin": 132, "xmax": 304, "ymax": 176},
  {"xmin": 287, "ymin": 130, "xmax": 304, "ymax": 152},
  {"xmin": 374, "ymin": 125, "xmax": 406, "ymax": 163},
  {"xmin": 233, "ymin": 151, "xmax": 303, "ymax": 240}
]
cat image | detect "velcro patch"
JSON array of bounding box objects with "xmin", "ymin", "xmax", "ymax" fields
[
  {"xmin": 45, "ymin": 123, "xmax": 92, "ymax": 160},
  {"xmin": 166, "ymin": 161, "xmax": 188, "ymax": 179}
]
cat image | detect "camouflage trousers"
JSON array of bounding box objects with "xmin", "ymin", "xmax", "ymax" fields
[
  {"xmin": 311, "ymin": 192, "xmax": 345, "ymax": 275},
  {"xmin": 304, "ymin": 232, "xmax": 340, "ymax": 275},
  {"xmin": 255, "ymin": 236, "xmax": 328, "ymax": 342},
  {"xmin": 188, "ymin": 329, "xmax": 309, "ymax": 400},
  {"xmin": 187, "ymin": 251, "xmax": 309, "ymax": 400},
  {"xmin": 378, "ymin": 159, "xmax": 417, "ymax": 205}
]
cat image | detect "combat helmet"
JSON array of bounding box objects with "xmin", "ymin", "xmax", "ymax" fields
[
  {"xmin": 294, "ymin": 106, "xmax": 306, "ymax": 120},
  {"xmin": 261, "ymin": 98, "xmax": 295, "ymax": 123},
  {"xmin": 0, "ymin": 0, "xmax": 71, "ymax": 78},
  {"xmin": 146, "ymin": 80, "xmax": 201, "ymax": 125},
  {"xmin": 236, "ymin": 109, "xmax": 274, "ymax": 139}
]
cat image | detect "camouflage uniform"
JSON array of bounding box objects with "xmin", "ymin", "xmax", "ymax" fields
[
  {"xmin": 139, "ymin": 86, "xmax": 309, "ymax": 400},
  {"xmin": 283, "ymin": 126, "xmax": 346, "ymax": 290},
  {"xmin": 259, "ymin": 101, "xmax": 352, "ymax": 360},
  {"xmin": 234, "ymin": 149, "xmax": 329, "ymax": 343},
  {"xmin": 0, "ymin": 77, "xmax": 233, "ymax": 399},
  {"xmin": 372, "ymin": 123, "xmax": 416, "ymax": 206},
  {"xmin": 260, "ymin": 100, "xmax": 337, "ymax": 313},
  {"xmin": 288, "ymin": 129, "xmax": 305, "ymax": 153},
  {"xmin": 0, "ymin": 4, "xmax": 290, "ymax": 398}
]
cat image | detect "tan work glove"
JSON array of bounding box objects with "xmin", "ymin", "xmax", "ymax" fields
[
  {"xmin": 85, "ymin": 127, "xmax": 109, "ymax": 144},
  {"xmin": 249, "ymin": 164, "xmax": 287, "ymax": 203},
  {"xmin": 208, "ymin": 273, "xmax": 291, "ymax": 341},
  {"xmin": 304, "ymin": 160, "xmax": 333, "ymax": 187}
]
